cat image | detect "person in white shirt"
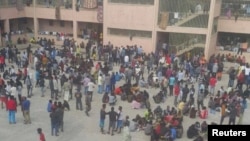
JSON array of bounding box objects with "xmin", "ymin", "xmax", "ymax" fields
[
  {"xmin": 52, "ymin": 76, "xmax": 58, "ymax": 99},
  {"xmin": 124, "ymin": 55, "xmax": 129, "ymax": 67},
  {"xmin": 177, "ymin": 70, "xmax": 184, "ymax": 83},
  {"xmin": 34, "ymin": 56, "xmax": 38, "ymax": 70},
  {"xmin": 87, "ymin": 80, "xmax": 95, "ymax": 101},
  {"xmin": 116, "ymin": 106, "xmax": 123, "ymax": 133},
  {"xmin": 10, "ymin": 84, "xmax": 17, "ymax": 97},
  {"xmin": 98, "ymin": 74, "xmax": 103, "ymax": 94}
]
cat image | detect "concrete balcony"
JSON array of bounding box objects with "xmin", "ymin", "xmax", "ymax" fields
[
  {"xmin": 23, "ymin": 6, "xmax": 98, "ymax": 22},
  {"xmin": 156, "ymin": 26, "xmax": 208, "ymax": 35},
  {"xmin": 218, "ymin": 17, "xmax": 250, "ymax": 34},
  {"xmin": 0, "ymin": 7, "xmax": 25, "ymax": 19}
]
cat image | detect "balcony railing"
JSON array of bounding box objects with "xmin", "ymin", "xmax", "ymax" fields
[
  {"xmin": 158, "ymin": 12, "xmax": 209, "ymax": 29},
  {"xmin": 0, "ymin": 0, "xmax": 17, "ymax": 7}
]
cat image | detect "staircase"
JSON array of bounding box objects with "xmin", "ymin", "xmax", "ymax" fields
[{"xmin": 174, "ymin": 13, "xmax": 202, "ymax": 26}]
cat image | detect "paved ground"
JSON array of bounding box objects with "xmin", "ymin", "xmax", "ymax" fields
[{"xmin": 0, "ymin": 44, "xmax": 249, "ymax": 141}]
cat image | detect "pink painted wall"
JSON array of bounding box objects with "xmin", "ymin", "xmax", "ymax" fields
[
  {"xmin": 24, "ymin": 7, "xmax": 98, "ymax": 22},
  {"xmin": 38, "ymin": 19, "xmax": 73, "ymax": 34},
  {"xmin": 218, "ymin": 18, "xmax": 250, "ymax": 34},
  {"xmin": 213, "ymin": 0, "xmax": 222, "ymax": 17},
  {"xmin": 104, "ymin": 4, "xmax": 155, "ymax": 30},
  {"xmin": 103, "ymin": 2, "xmax": 156, "ymax": 53},
  {"xmin": 0, "ymin": 7, "xmax": 25, "ymax": 19}
]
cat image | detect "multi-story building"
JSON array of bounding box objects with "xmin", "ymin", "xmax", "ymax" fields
[{"xmin": 0, "ymin": 0, "xmax": 250, "ymax": 59}]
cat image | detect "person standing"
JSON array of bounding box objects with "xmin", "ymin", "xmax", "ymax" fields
[
  {"xmin": 169, "ymin": 74, "xmax": 176, "ymax": 96},
  {"xmin": 209, "ymin": 74, "xmax": 217, "ymax": 96},
  {"xmin": 107, "ymin": 106, "xmax": 118, "ymax": 136},
  {"xmin": 62, "ymin": 78, "xmax": 70, "ymax": 101},
  {"xmin": 228, "ymin": 105, "xmax": 237, "ymax": 125},
  {"xmin": 104, "ymin": 74, "xmax": 111, "ymax": 93},
  {"xmin": 7, "ymin": 96, "xmax": 17, "ymax": 124},
  {"xmin": 116, "ymin": 106, "xmax": 123, "ymax": 133},
  {"xmin": 22, "ymin": 96, "xmax": 31, "ymax": 124},
  {"xmin": 39, "ymin": 76, "xmax": 45, "ymax": 97},
  {"xmin": 87, "ymin": 79, "xmax": 95, "ymax": 101},
  {"xmin": 25, "ymin": 75, "xmax": 32, "ymax": 98},
  {"xmin": 16, "ymin": 78, "xmax": 23, "ymax": 105},
  {"xmin": 110, "ymin": 72, "xmax": 116, "ymax": 92},
  {"xmin": 220, "ymin": 101, "xmax": 227, "ymax": 125},
  {"xmin": 85, "ymin": 93, "xmax": 92, "ymax": 116},
  {"xmin": 182, "ymin": 84, "xmax": 189, "ymax": 102},
  {"xmin": 37, "ymin": 128, "xmax": 46, "ymax": 141},
  {"xmin": 53, "ymin": 76, "xmax": 59, "ymax": 100},
  {"xmin": 174, "ymin": 82, "xmax": 180, "ymax": 107},
  {"xmin": 98, "ymin": 74, "xmax": 104, "ymax": 94},
  {"xmin": 50, "ymin": 109, "xmax": 59, "ymax": 136},
  {"xmin": 100, "ymin": 104, "xmax": 106, "ymax": 134},
  {"xmin": 197, "ymin": 89, "xmax": 205, "ymax": 111},
  {"xmin": 75, "ymin": 92, "xmax": 83, "ymax": 110},
  {"xmin": 69, "ymin": 77, "xmax": 73, "ymax": 99},
  {"xmin": 56, "ymin": 102, "xmax": 64, "ymax": 132},
  {"xmin": 49, "ymin": 76, "xmax": 54, "ymax": 99}
]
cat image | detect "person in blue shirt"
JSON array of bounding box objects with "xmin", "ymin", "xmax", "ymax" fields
[
  {"xmin": 115, "ymin": 72, "xmax": 121, "ymax": 82},
  {"xmin": 22, "ymin": 97, "xmax": 31, "ymax": 124},
  {"xmin": 169, "ymin": 74, "xmax": 176, "ymax": 96},
  {"xmin": 170, "ymin": 125, "xmax": 177, "ymax": 140}
]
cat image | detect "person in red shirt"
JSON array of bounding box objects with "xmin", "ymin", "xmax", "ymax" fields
[
  {"xmin": 199, "ymin": 106, "xmax": 208, "ymax": 119},
  {"xmin": 236, "ymin": 71, "xmax": 245, "ymax": 91},
  {"xmin": 0, "ymin": 55, "xmax": 5, "ymax": 72},
  {"xmin": 174, "ymin": 82, "xmax": 180, "ymax": 106},
  {"xmin": 37, "ymin": 128, "xmax": 46, "ymax": 141},
  {"xmin": 114, "ymin": 87, "xmax": 122, "ymax": 95},
  {"xmin": 209, "ymin": 75, "xmax": 217, "ymax": 95},
  {"xmin": 7, "ymin": 96, "xmax": 17, "ymax": 124}
]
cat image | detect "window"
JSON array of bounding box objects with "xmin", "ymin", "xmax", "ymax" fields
[
  {"xmin": 109, "ymin": 0, "xmax": 154, "ymax": 5},
  {"xmin": 108, "ymin": 28, "xmax": 152, "ymax": 38}
]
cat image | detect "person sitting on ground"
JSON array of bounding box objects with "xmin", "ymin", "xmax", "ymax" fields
[
  {"xmin": 130, "ymin": 83, "xmax": 140, "ymax": 94},
  {"xmin": 200, "ymin": 121, "xmax": 208, "ymax": 133},
  {"xmin": 144, "ymin": 108, "xmax": 154, "ymax": 122},
  {"xmin": 102, "ymin": 92, "xmax": 109, "ymax": 103},
  {"xmin": 131, "ymin": 98, "xmax": 141, "ymax": 109},
  {"xmin": 176, "ymin": 110, "xmax": 183, "ymax": 123},
  {"xmin": 153, "ymin": 91, "xmax": 164, "ymax": 104},
  {"xmin": 114, "ymin": 86, "xmax": 123, "ymax": 95},
  {"xmin": 144, "ymin": 120, "xmax": 153, "ymax": 136},
  {"xmin": 139, "ymin": 77, "xmax": 149, "ymax": 88},
  {"xmin": 187, "ymin": 122, "xmax": 200, "ymax": 139},
  {"xmin": 189, "ymin": 105, "xmax": 197, "ymax": 119},
  {"xmin": 154, "ymin": 106, "xmax": 163, "ymax": 119},
  {"xmin": 183, "ymin": 101, "xmax": 191, "ymax": 116},
  {"xmin": 129, "ymin": 118, "xmax": 138, "ymax": 132},
  {"xmin": 199, "ymin": 106, "xmax": 208, "ymax": 119},
  {"xmin": 63, "ymin": 100, "xmax": 70, "ymax": 111}
]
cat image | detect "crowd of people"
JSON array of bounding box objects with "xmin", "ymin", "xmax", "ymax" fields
[{"xmin": 0, "ymin": 37, "xmax": 249, "ymax": 141}]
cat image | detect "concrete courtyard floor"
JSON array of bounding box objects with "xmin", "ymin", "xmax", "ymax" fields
[{"xmin": 0, "ymin": 45, "xmax": 249, "ymax": 141}]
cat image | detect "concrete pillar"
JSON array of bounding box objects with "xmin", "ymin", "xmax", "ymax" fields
[
  {"xmin": 73, "ymin": 20, "xmax": 78, "ymax": 40},
  {"xmin": 4, "ymin": 19, "xmax": 10, "ymax": 33},
  {"xmin": 204, "ymin": 0, "xmax": 216, "ymax": 60},
  {"xmin": 33, "ymin": 18, "xmax": 39, "ymax": 39},
  {"xmin": 152, "ymin": 0, "xmax": 160, "ymax": 53}
]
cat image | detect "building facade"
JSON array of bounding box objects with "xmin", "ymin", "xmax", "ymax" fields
[{"xmin": 0, "ymin": 0, "xmax": 249, "ymax": 59}]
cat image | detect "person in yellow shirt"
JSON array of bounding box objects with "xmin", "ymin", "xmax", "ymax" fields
[
  {"xmin": 178, "ymin": 100, "xmax": 185, "ymax": 112},
  {"xmin": 76, "ymin": 45, "xmax": 81, "ymax": 55}
]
